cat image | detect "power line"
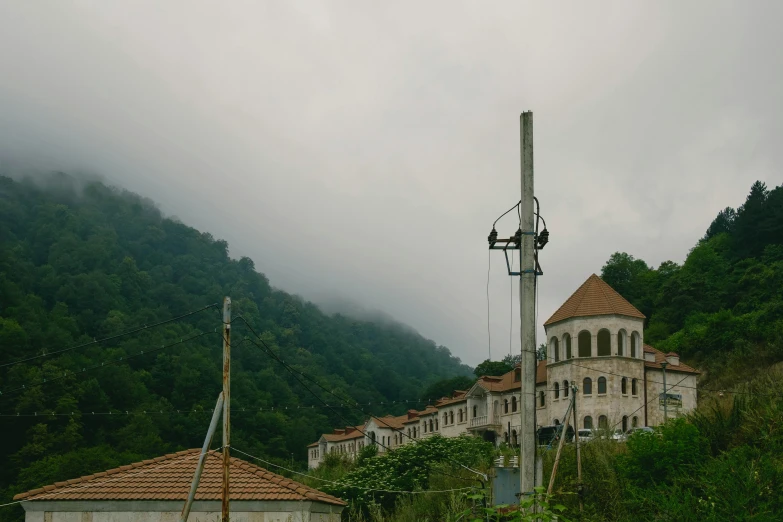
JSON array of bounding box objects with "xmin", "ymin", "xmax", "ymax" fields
[
  {"xmin": 0, "ymin": 303, "xmax": 219, "ymax": 369},
  {"xmin": 0, "ymin": 331, "xmax": 218, "ymax": 399},
  {"xmin": 232, "ymin": 317, "xmax": 487, "ymax": 482},
  {"xmin": 231, "ymin": 446, "xmax": 476, "ymax": 495}
]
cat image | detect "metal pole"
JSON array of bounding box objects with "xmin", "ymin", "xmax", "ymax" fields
[
  {"xmin": 572, "ymin": 383, "xmax": 583, "ymax": 514},
  {"xmin": 661, "ymin": 361, "xmax": 668, "ymax": 423},
  {"xmin": 221, "ymin": 297, "xmax": 231, "ymax": 522},
  {"xmin": 519, "ymin": 111, "xmax": 536, "ymax": 502},
  {"xmin": 180, "ymin": 392, "xmax": 224, "ymax": 522}
]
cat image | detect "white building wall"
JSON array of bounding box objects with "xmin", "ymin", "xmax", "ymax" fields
[{"xmin": 645, "ymin": 370, "xmax": 698, "ymax": 427}]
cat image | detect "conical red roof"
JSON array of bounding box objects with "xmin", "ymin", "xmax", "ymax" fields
[{"xmin": 544, "ymin": 274, "xmax": 645, "ymax": 326}]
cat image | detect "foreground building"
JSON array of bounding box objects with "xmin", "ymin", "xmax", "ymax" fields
[
  {"xmin": 307, "ymin": 274, "xmax": 699, "ymax": 468},
  {"xmin": 17, "ymin": 449, "xmax": 345, "ymax": 521}
]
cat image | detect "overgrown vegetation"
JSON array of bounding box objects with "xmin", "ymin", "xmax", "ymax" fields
[{"xmin": 0, "ymin": 173, "xmax": 471, "ymax": 519}]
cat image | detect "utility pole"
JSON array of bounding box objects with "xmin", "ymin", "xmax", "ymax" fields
[
  {"xmin": 519, "ymin": 111, "xmax": 536, "ymax": 502},
  {"xmin": 661, "ymin": 361, "xmax": 668, "ymax": 423},
  {"xmin": 572, "ymin": 383, "xmax": 583, "ymax": 514},
  {"xmin": 221, "ymin": 297, "xmax": 231, "ymax": 522}
]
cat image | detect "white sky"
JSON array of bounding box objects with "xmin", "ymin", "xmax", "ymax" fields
[{"xmin": 1, "ymin": 1, "xmax": 780, "ymax": 366}]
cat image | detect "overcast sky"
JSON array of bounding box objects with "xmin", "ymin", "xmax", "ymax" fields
[{"xmin": 1, "ymin": 1, "xmax": 780, "ymax": 366}]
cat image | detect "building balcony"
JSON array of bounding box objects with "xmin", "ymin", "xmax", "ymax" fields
[{"xmin": 468, "ymin": 414, "xmax": 500, "ymax": 430}]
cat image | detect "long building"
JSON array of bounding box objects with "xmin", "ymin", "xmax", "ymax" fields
[{"xmin": 307, "ymin": 274, "xmax": 699, "ymax": 469}]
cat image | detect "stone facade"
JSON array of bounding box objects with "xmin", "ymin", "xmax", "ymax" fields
[{"xmin": 306, "ymin": 274, "xmax": 700, "ymax": 467}]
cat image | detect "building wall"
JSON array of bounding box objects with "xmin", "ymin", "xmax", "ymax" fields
[
  {"xmin": 545, "ymin": 316, "xmax": 645, "ymax": 362},
  {"xmin": 644, "ymin": 370, "xmax": 698, "ymax": 427},
  {"xmin": 24, "ymin": 501, "xmax": 343, "ymax": 522},
  {"xmin": 436, "ymin": 402, "xmax": 468, "ymax": 439}
]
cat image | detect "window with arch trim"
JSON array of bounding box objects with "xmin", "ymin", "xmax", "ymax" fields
[
  {"xmin": 618, "ymin": 330, "xmax": 626, "ymax": 356},
  {"xmin": 552, "ymin": 337, "xmax": 560, "ymax": 362},
  {"xmin": 631, "ymin": 331, "xmax": 639, "ymax": 358},
  {"xmin": 621, "ymin": 377, "xmax": 628, "ymax": 395},
  {"xmin": 512, "ymin": 430, "xmax": 518, "ymax": 446},
  {"xmin": 584, "ymin": 416, "xmax": 593, "ymax": 430},
  {"xmin": 512, "ymin": 396, "xmax": 518, "ymax": 412},
  {"xmin": 564, "ymin": 333, "xmax": 572, "ymax": 359},
  {"xmin": 504, "ymin": 399, "xmax": 509, "ymax": 413},
  {"xmin": 597, "ymin": 329, "xmax": 611, "ymax": 356},
  {"xmin": 563, "ymin": 380, "xmax": 569, "ymax": 397},
  {"xmin": 632, "ymin": 416, "xmax": 638, "ymax": 428},
  {"xmin": 450, "ymin": 411, "xmax": 454, "ymax": 424},
  {"xmin": 435, "ymin": 418, "xmax": 438, "ymax": 430},
  {"xmin": 622, "ymin": 415, "xmax": 628, "ymax": 432},
  {"xmin": 472, "ymin": 405, "xmax": 478, "ymax": 418},
  {"xmin": 578, "ymin": 330, "xmax": 592, "ymax": 357},
  {"xmin": 430, "ymin": 419, "xmax": 434, "ymax": 432},
  {"xmin": 598, "ymin": 415, "xmax": 608, "ymax": 430},
  {"xmin": 554, "ymin": 382, "xmax": 560, "ymax": 399},
  {"xmin": 632, "ymin": 378, "xmax": 638, "ymax": 396},
  {"xmin": 583, "ymin": 377, "xmax": 592, "ymax": 395},
  {"xmin": 539, "ymin": 391, "xmax": 545, "ymax": 407},
  {"xmin": 597, "ymin": 376, "xmax": 607, "ymax": 394}
]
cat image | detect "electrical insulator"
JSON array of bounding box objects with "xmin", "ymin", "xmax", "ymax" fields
[
  {"xmin": 488, "ymin": 227, "xmax": 498, "ymax": 247},
  {"xmin": 537, "ymin": 228, "xmax": 549, "ymax": 249}
]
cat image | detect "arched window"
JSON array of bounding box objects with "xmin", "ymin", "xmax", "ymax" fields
[
  {"xmin": 622, "ymin": 416, "xmax": 628, "ymax": 432},
  {"xmin": 632, "ymin": 416, "xmax": 638, "ymax": 428},
  {"xmin": 554, "ymin": 419, "xmax": 560, "ymax": 425},
  {"xmin": 512, "ymin": 396, "xmax": 518, "ymax": 412},
  {"xmin": 632, "ymin": 378, "xmax": 638, "ymax": 396},
  {"xmin": 512, "ymin": 430, "xmax": 518, "ymax": 446},
  {"xmin": 423, "ymin": 423, "xmax": 427, "ymax": 433},
  {"xmin": 564, "ymin": 333, "xmax": 572, "ymax": 359},
  {"xmin": 563, "ymin": 380, "xmax": 569, "ymax": 397},
  {"xmin": 598, "ymin": 376, "xmax": 607, "ymax": 394},
  {"xmin": 554, "ymin": 382, "xmax": 560, "ymax": 399},
  {"xmin": 504, "ymin": 432, "xmax": 509, "ymax": 444},
  {"xmin": 429, "ymin": 419, "xmax": 434, "ymax": 432},
  {"xmin": 407, "ymin": 428, "xmax": 411, "ymax": 438},
  {"xmin": 584, "ymin": 416, "xmax": 593, "ymax": 430},
  {"xmin": 450, "ymin": 411, "xmax": 454, "ymax": 424},
  {"xmin": 621, "ymin": 377, "xmax": 628, "ymax": 395},
  {"xmin": 443, "ymin": 413, "xmax": 447, "ymax": 425},
  {"xmin": 371, "ymin": 432, "xmax": 376, "ymax": 445},
  {"xmin": 618, "ymin": 329, "xmax": 626, "ymax": 356},
  {"xmin": 578, "ymin": 330, "xmax": 592, "ymax": 357},
  {"xmin": 472, "ymin": 405, "xmax": 478, "ymax": 418},
  {"xmin": 597, "ymin": 329, "xmax": 611, "ymax": 356},
  {"xmin": 539, "ymin": 391, "xmax": 545, "ymax": 407},
  {"xmin": 504, "ymin": 399, "xmax": 509, "ymax": 413},
  {"xmin": 631, "ymin": 331, "xmax": 639, "ymax": 358},
  {"xmin": 552, "ymin": 337, "xmax": 560, "ymax": 362},
  {"xmin": 458, "ymin": 409, "xmax": 462, "ymax": 423},
  {"xmin": 583, "ymin": 377, "xmax": 592, "ymax": 395},
  {"xmin": 435, "ymin": 418, "xmax": 438, "ymax": 430},
  {"xmin": 598, "ymin": 415, "xmax": 608, "ymax": 430}
]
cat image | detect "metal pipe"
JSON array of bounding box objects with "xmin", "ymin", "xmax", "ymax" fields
[{"xmin": 180, "ymin": 392, "xmax": 224, "ymax": 522}]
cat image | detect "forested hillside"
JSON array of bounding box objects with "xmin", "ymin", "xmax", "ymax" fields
[
  {"xmin": 0, "ymin": 173, "xmax": 470, "ymax": 510},
  {"xmin": 601, "ymin": 180, "xmax": 783, "ymax": 385}
]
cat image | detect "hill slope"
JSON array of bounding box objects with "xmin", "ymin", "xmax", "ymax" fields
[
  {"xmin": 601, "ymin": 180, "xmax": 783, "ymax": 385},
  {"xmin": 0, "ymin": 173, "xmax": 470, "ymax": 506}
]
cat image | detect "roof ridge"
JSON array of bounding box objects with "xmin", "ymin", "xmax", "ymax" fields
[{"xmin": 594, "ymin": 275, "xmax": 618, "ymax": 315}]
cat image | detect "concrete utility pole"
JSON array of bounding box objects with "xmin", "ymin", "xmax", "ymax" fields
[
  {"xmin": 519, "ymin": 111, "xmax": 536, "ymax": 501},
  {"xmin": 661, "ymin": 361, "xmax": 668, "ymax": 422},
  {"xmin": 221, "ymin": 297, "xmax": 231, "ymax": 522}
]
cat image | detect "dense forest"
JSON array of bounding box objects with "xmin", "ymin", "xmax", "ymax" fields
[
  {"xmin": 0, "ymin": 173, "xmax": 471, "ymax": 514},
  {"xmin": 601, "ymin": 180, "xmax": 783, "ymax": 386}
]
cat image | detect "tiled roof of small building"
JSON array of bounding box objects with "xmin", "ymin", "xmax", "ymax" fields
[
  {"xmin": 544, "ymin": 274, "xmax": 646, "ymax": 326},
  {"xmin": 14, "ymin": 449, "xmax": 345, "ymax": 506},
  {"xmin": 644, "ymin": 345, "xmax": 699, "ymax": 374}
]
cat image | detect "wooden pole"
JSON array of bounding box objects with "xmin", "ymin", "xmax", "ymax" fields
[
  {"xmin": 572, "ymin": 383, "xmax": 583, "ymax": 513},
  {"xmin": 221, "ymin": 297, "xmax": 231, "ymax": 522},
  {"xmin": 546, "ymin": 392, "xmax": 574, "ymax": 495}
]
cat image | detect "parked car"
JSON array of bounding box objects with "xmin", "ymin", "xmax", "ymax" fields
[
  {"xmin": 537, "ymin": 424, "xmax": 575, "ymax": 447},
  {"xmin": 576, "ymin": 429, "xmax": 594, "ymax": 444},
  {"xmin": 627, "ymin": 426, "xmax": 655, "ymax": 437}
]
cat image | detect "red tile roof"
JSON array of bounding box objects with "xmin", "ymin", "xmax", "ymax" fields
[
  {"xmin": 373, "ymin": 414, "xmax": 408, "ymax": 430},
  {"xmin": 544, "ymin": 274, "xmax": 646, "ymax": 326},
  {"xmin": 14, "ymin": 449, "xmax": 345, "ymax": 506},
  {"xmin": 643, "ymin": 345, "xmax": 699, "ymax": 374},
  {"xmin": 474, "ymin": 362, "xmax": 547, "ymax": 392},
  {"xmin": 322, "ymin": 426, "xmax": 365, "ymax": 442}
]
